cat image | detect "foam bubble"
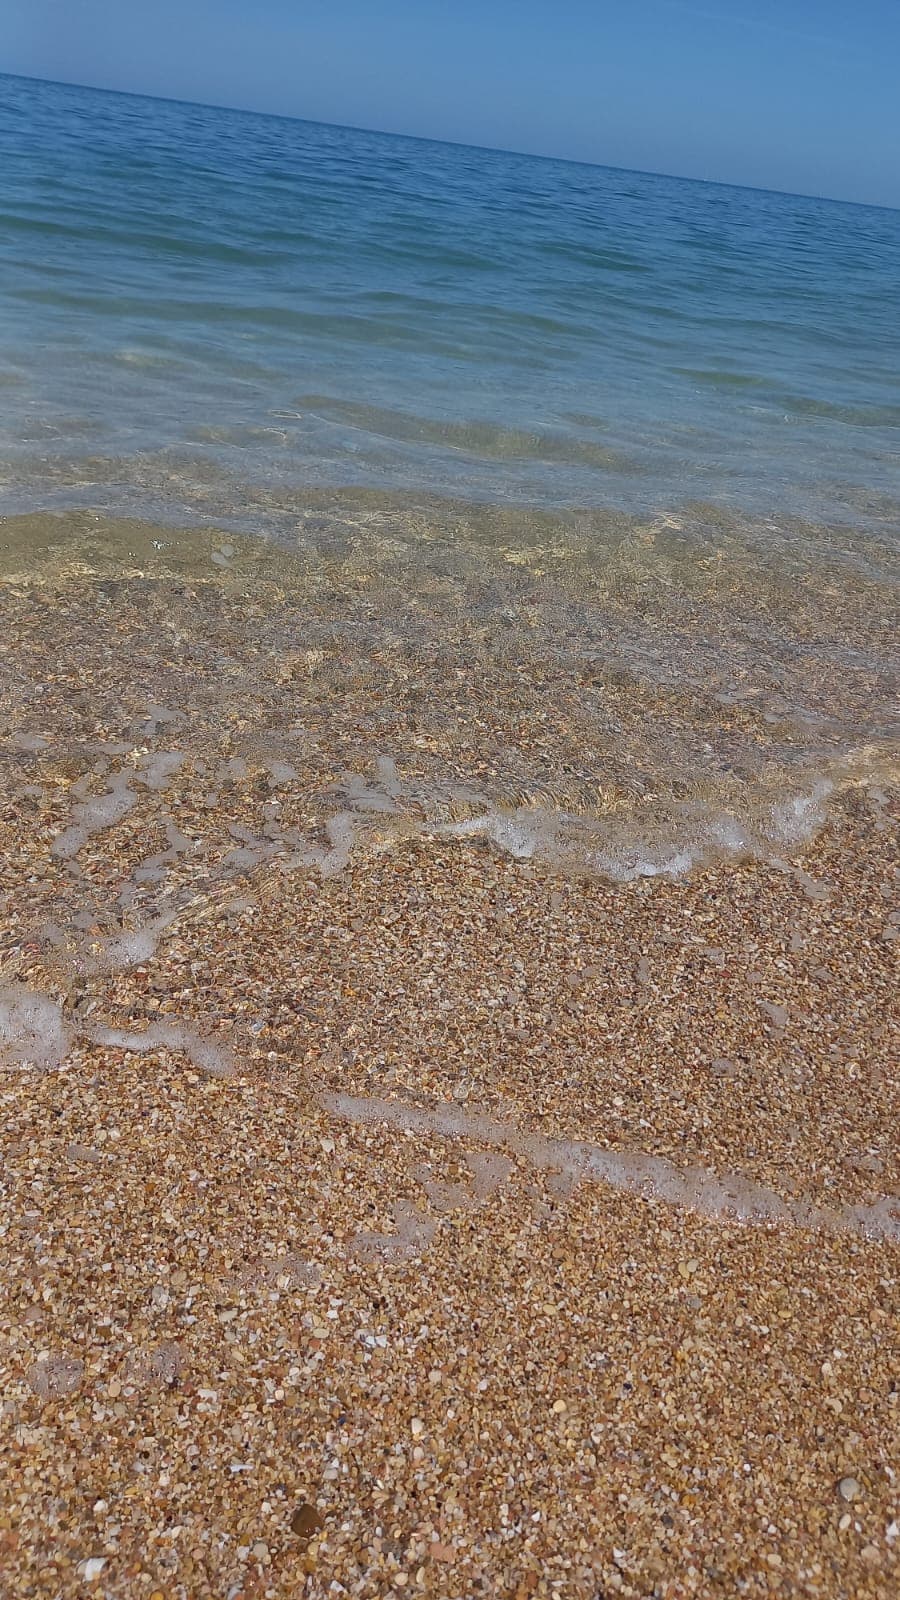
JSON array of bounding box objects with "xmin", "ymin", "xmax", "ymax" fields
[
  {"xmin": 442, "ymin": 813, "xmax": 540, "ymax": 860},
  {"xmin": 10, "ymin": 731, "xmax": 49, "ymax": 754},
  {"xmin": 133, "ymin": 817, "xmax": 196, "ymax": 885},
  {"xmin": 51, "ymin": 773, "xmax": 135, "ymax": 861},
  {"xmin": 767, "ymin": 780, "xmax": 832, "ymax": 843},
  {"xmin": 351, "ymin": 1199, "xmax": 437, "ymax": 1262},
  {"xmin": 137, "ymin": 750, "xmax": 185, "ymax": 791},
  {"xmin": 95, "ymin": 911, "xmax": 180, "ymax": 972},
  {"xmin": 89, "ymin": 1021, "xmax": 235, "ymax": 1079},
  {"xmin": 0, "ymin": 985, "xmax": 70, "ymax": 1070}
]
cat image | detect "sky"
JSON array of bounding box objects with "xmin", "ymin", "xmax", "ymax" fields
[{"xmin": 3, "ymin": 0, "xmax": 899, "ymax": 207}]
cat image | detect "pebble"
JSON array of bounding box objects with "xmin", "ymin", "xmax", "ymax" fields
[
  {"xmin": 290, "ymin": 1504, "xmax": 324, "ymax": 1541},
  {"xmin": 77, "ymin": 1559, "xmax": 106, "ymax": 1581},
  {"xmin": 838, "ymin": 1476, "xmax": 862, "ymax": 1502}
]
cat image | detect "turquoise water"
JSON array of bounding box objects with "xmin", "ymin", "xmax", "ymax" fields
[{"xmin": 1, "ymin": 72, "xmax": 899, "ymax": 529}]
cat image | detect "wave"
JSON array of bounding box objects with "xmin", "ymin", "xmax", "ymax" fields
[{"xmin": 290, "ymin": 395, "xmax": 635, "ymax": 469}]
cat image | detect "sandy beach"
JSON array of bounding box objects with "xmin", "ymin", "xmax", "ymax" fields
[{"xmin": 1, "ymin": 511, "xmax": 897, "ymax": 1597}]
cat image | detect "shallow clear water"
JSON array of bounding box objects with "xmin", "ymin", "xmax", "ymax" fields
[
  {"xmin": 1, "ymin": 75, "xmax": 897, "ymax": 877},
  {"xmin": 1, "ymin": 73, "xmax": 899, "ymax": 528}
]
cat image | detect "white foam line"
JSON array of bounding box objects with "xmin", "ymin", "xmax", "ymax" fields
[
  {"xmin": 91, "ymin": 910, "xmax": 181, "ymax": 972},
  {"xmin": 51, "ymin": 773, "xmax": 136, "ymax": 861},
  {"xmin": 278, "ymin": 810, "xmax": 357, "ymax": 878},
  {"xmin": 88, "ymin": 1022, "xmax": 235, "ymax": 1079},
  {"xmin": 133, "ymin": 817, "xmax": 197, "ymax": 886},
  {"xmin": 50, "ymin": 751, "xmax": 184, "ymax": 862},
  {"xmin": 318, "ymin": 1089, "xmax": 899, "ymax": 1244}
]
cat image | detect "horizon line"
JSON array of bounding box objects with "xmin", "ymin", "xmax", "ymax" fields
[{"xmin": 3, "ymin": 69, "xmax": 897, "ymax": 215}]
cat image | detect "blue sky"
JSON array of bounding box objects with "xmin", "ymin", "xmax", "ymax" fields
[{"xmin": 3, "ymin": 0, "xmax": 899, "ymax": 206}]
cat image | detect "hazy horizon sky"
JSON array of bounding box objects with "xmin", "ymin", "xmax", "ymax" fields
[{"xmin": 3, "ymin": 1, "xmax": 899, "ymax": 208}]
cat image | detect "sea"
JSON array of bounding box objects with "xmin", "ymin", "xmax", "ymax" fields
[{"xmin": 1, "ymin": 72, "xmax": 898, "ymax": 878}]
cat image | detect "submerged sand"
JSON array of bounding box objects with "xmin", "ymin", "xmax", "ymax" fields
[{"xmin": 0, "ymin": 510, "xmax": 897, "ymax": 1597}]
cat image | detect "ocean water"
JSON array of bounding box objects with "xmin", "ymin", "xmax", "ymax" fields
[
  {"xmin": 1, "ymin": 73, "xmax": 898, "ymax": 877},
  {"xmin": 2, "ymin": 72, "xmax": 900, "ymax": 523}
]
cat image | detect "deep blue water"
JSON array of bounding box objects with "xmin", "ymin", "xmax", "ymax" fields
[{"xmin": 1, "ymin": 72, "xmax": 899, "ymax": 529}]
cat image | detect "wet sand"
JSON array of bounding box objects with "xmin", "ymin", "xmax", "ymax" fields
[{"xmin": 1, "ymin": 511, "xmax": 898, "ymax": 1597}]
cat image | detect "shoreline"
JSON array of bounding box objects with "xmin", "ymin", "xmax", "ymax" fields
[{"xmin": 1, "ymin": 508, "xmax": 897, "ymax": 1596}]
